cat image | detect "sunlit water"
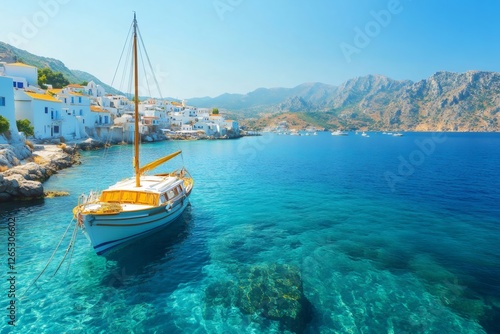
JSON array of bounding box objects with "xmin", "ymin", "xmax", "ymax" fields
[{"xmin": 1, "ymin": 132, "xmax": 499, "ymax": 333}]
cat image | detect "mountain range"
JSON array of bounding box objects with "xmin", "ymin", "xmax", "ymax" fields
[
  {"xmin": 1, "ymin": 41, "xmax": 499, "ymax": 131},
  {"xmin": 189, "ymin": 72, "xmax": 500, "ymax": 131}
]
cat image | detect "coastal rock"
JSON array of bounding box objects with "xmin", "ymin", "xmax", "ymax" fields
[
  {"xmin": 3, "ymin": 162, "xmax": 47, "ymax": 182},
  {"xmin": 76, "ymin": 138, "xmax": 106, "ymax": 151},
  {"xmin": 0, "ymin": 144, "xmax": 33, "ymax": 168},
  {"xmin": 205, "ymin": 263, "xmax": 312, "ymax": 333},
  {"xmin": 0, "ymin": 146, "xmax": 21, "ymax": 168},
  {"xmin": 18, "ymin": 179, "xmax": 44, "ymax": 198},
  {"xmin": 0, "ymin": 144, "xmax": 78, "ymax": 202},
  {"xmin": 0, "ymin": 173, "xmax": 43, "ymax": 200}
]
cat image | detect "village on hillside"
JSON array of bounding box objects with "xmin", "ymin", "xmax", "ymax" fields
[{"xmin": 0, "ymin": 62, "xmax": 240, "ymax": 143}]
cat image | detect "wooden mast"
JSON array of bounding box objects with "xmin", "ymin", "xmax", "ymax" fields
[{"xmin": 133, "ymin": 12, "xmax": 140, "ymax": 187}]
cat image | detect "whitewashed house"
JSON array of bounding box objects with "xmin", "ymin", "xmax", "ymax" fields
[
  {"xmin": 225, "ymin": 119, "xmax": 240, "ymax": 135},
  {"xmin": 0, "ymin": 76, "xmax": 21, "ymax": 141},
  {"xmin": 107, "ymin": 95, "xmax": 134, "ymax": 116},
  {"xmin": 14, "ymin": 90, "xmax": 65, "ymax": 139},
  {"xmin": 192, "ymin": 121, "xmax": 220, "ymax": 136},
  {"xmin": 85, "ymin": 81, "xmax": 106, "ymax": 98},
  {"xmin": 0, "ymin": 62, "xmax": 38, "ymax": 89},
  {"xmin": 90, "ymin": 106, "xmax": 112, "ymax": 125}
]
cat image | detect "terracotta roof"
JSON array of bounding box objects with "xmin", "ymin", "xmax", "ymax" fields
[
  {"xmin": 47, "ymin": 89, "xmax": 63, "ymax": 94},
  {"xmin": 67, "ymin": 84, "xmax": 84, "ymax": 88},
  {"xmin": 7, "ymin": 62, "xmax": 37, "ymax": 68},
  {"xmin": 24, "ymin": 92, "xmax": 61, "ymax": 103},
  {"xmin": 90, "ymin": 106, "xmax": 109, "ymax": 113}
]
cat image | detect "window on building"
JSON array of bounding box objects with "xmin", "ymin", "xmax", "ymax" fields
[
  {"xmin": 78, "ymin": 97, "xmax": 82, "ymax": 103},
  {"xmin": 53, "ymin": 125, "xmax": 59, "ymax": 134},
  {"xmin": 45, "ymin": 107, "xmax": 48, "ymax": 114},
  {"xmin": 79, "ymin": 109, "xmax": 83, "ymax": 116},
  {"xmin": 71, "ymin": 97, "xmax": 74, "ymax": 103},
  {"xmin": 0, "ymin": 97, "xmax": 5, "ymax": 106},
  {"xmin": 13, "ymin": 82, "xmax": 16, "ymax": 87},
  {"xmin": 18, "ymin": 82, "xmax": 24, "ymax": 89}
]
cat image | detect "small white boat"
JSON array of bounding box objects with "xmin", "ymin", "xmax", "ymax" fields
[
  {"xmin": 361, "ymin": 132, "xmax": 370, "ymax": 137},
  {"xmin": 393, "ymin": 133, "xmax": 404, "ymax": 137},
  {"xmin": 331, "ymin": 130, "xmax": 348, "ymax": 136}
]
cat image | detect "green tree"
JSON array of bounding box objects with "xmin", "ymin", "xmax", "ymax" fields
[
  {"xmin": 212, "ymin": 108, "xmax": 219, "ymax": 115},
  {"xmin": 0, "ymin": 116, "xmax": 9, "ymax": 134},
  {"xmin": 16, "ymin": 119, "xmax": 34, "ymax": 137},
  {"xmin": 38, "ymin": 67, "xmax": 70, "ymax": 89}
]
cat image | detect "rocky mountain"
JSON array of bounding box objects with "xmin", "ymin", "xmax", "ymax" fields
[
  {"xmin": 0, "ymin": 41, "xmax": 122, "ymax": 95},
  {"xmin": 189, "ymin": 72, "xmax": 500, "ymax": 131}
]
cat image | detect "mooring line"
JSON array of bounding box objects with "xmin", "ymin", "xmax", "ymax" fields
[{"xmin": 22, "ymin": 218, "xmax": 76, "ymax": 296}]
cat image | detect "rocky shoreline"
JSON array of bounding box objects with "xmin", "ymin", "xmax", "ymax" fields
[{"xmin": 0, "ymin": 138, "xmax": 106, "ymax": 202}]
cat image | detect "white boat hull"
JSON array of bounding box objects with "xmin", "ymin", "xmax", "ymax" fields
[{"xmin": 79, "ymin": 196, "xmax": 189, "ymax": 255}]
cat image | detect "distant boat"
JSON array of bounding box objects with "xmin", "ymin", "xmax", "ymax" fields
[
  {"xmin": 313, "ymin": 132, "xmax": 317, "ymax": 136},
  {"xmin": 73, "ymin": 14, "xmax": 194, "ymax": 256},
  {"xmin": 331, "ymin": 130, "xmax": 348, "ymax": 136},
  {"xmin": 393, "ymin": 133, "xmax": 404, "ymax": 137},
  {"xmin": 361, "ymin": 132, "xmax": 370, "ymax": 137}
]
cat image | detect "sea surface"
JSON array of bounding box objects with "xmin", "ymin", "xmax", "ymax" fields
[{"xmin": 1, "ymin": 132, "xmax": 500, "ymax": 333}]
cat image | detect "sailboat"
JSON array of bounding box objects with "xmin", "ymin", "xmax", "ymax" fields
[{"xmin": 73, "ymin": 14, "xmax": 194, "ymax": 255}]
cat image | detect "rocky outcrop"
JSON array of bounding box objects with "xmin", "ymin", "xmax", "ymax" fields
[
  {"xmin": 75, "ymin": 138, "xmax": 107, "ymax": 151},
  {"xmin": 0, "ymin": 173, "xmax": 43, "ymax": 201},
  {"xmin": 0, "ymin": 143, "xmax": 32, "ymax": 168},
  {"xmin": 0, "ymin": 144, "xmax": 78, "ymax": 202}
]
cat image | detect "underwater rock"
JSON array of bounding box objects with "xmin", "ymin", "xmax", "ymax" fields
[
  {"xmin": 44, "ymin": 190, "xmax": 70, "ymax": 198},
  {"xmin": 205, "ymin": 263, "xmax": 312, "ymax": 333}
]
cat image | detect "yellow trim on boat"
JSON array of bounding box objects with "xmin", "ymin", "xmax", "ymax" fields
[{"xmin": 100, "ymin": 190, "xmax": 160, "ymax": 206}]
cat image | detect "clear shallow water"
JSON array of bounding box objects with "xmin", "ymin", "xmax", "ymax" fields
[{"xmin": 1, "ymin": 132, "xmax": 500, "ymax": 333}]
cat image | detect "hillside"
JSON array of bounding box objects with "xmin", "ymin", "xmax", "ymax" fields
[
  {"xmin": 192, "ymin": 72, "xmax": 500, "ymax": 132},
  {"xmin": 0, "ymin": 41, "xmax": 122, "ymax": 95}
]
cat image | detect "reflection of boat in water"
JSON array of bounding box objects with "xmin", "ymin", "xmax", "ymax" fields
[
  {"xmin": 73, "ymin": 14, "xmax": 194, "ymax": 256},
  {"xmin": 331, "ymin": 130, "xmax": 348, "ymax": 136}
]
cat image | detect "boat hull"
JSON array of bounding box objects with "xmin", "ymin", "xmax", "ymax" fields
[{"xmin": 80, "ymin": 196, "xmax": 189, "ymax": 255}]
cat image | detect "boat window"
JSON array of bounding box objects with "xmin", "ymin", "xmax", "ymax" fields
[
  {"xmin": 167, "ymin": 190, "xmax": 175, "ymax": 199},
  {"xmin": 160, "ymin": 193, "xmax": 167, "ymax": 203},
  {"xmin": 173, "ymin": 187, "xmax": 179, "ymax": 197}
]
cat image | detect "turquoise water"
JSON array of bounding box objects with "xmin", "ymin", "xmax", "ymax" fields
[{"xmin": 1, "ymin": 132, "xmax": 500, "ymax": 333}]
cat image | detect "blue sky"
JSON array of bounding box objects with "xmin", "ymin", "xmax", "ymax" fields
[{"xmin": 1, "ymin": 0, "xmax": 499, "ymax": 98}]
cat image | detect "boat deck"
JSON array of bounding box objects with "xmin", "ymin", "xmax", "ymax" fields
[{"xmin": 108, "ymin": 175, "xmax": 180, "ymax": 194}]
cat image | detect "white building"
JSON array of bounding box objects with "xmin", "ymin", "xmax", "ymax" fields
[
  {"xmin": 0, "ymin": 62, "xmax": 38, "ymax": 88},
  {"xmin": 14, "ymin": 90, "xmax": 66, "ymax": 139},
  {"xmin": 84, "ymin": 81, "xmax": 106, "ymax": 98},
  {"xmin": 0, "ymin": 76, "xmax": 21, "ymax": 142}
]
